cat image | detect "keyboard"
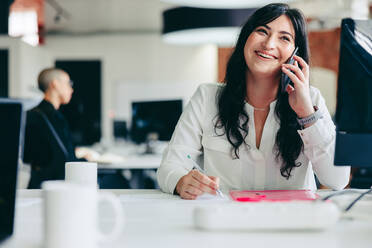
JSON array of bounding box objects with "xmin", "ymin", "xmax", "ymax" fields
[{"xmin": 193, "ymin": 201, "xmax": 340, "ymax": 231}]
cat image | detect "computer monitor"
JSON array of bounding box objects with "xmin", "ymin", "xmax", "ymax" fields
[
  {"xmin": 113, "ymin": 120, "xmax": 128, "ymax": 140},
  {"xmin": 0, "ymin": 99, "xmax": 25, "ymax": 243},
  {"xmin": 130, "ymin": 99, "xmax": 183, "ymax": 144},
  {"xmin": 334, "ymin": 18, "xmax": 372, "ymax": 187}
]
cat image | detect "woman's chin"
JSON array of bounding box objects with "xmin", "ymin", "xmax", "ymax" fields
[{"xmin": 249, "ymin": 67, "xmax": 280, "ymax": 78}]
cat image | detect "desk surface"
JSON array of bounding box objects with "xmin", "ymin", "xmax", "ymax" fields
[
  {"xmin": 82, "ymin": 142, "xmax": 164, "ymax": 169},
  {"xmin": 97, "ymin": 153, "xmax": 162, "ymax": 169},
  {"xmin": 3, "ymin": 189, "xmax": 372, "ymax": 248}
]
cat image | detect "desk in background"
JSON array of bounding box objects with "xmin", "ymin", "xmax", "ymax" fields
[
  {"xmin": 77, "ymin": 141, "xmax": 165, "ymax": 189},
  {"xmin": 97, "ymin": 154, "xmax": 162, "ymax": 189},
  {"xmin": 97, "ymin": 153, "xmax": 162, "ymax": 170},
  {"xmin": 3, "ymin": 189, "xmax": 372, "ymax": 248}
]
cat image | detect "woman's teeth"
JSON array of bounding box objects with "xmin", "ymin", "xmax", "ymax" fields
[{"xmin": 257, "ymin": 52, "xmax": 275, "ymax": 59}]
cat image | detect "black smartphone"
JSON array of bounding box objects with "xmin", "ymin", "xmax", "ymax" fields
[{"xmin": 281, "ymin": 46, "xmax": 298, "ymax": 93}]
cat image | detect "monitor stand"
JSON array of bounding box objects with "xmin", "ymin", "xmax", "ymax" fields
[{"xmin": 143, "ymin": 132, "xmax": 159, "ymax": 155}]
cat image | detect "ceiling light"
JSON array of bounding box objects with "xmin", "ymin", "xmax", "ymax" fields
[
  {"xmin": 163, "ymin": 27, "xmax": 241, "ymax": 46},
  {"xmin": 8, "ymin": 10, "xmax": 39, "ymax": 46},
  {"xmin": 162, "ymin": 7, "xmax": 256, "ymax": 46}
]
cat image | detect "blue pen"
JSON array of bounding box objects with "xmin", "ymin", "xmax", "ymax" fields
[{"xmin": 187, "ymin": 155, "xmax": 224, "ymax": 198}]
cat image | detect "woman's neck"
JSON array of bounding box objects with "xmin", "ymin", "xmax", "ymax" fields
[{"xmin": 245, "ymin": 70, "xmax": 279, "ymax": 109}]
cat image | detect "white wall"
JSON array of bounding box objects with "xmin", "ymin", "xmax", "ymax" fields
[
  {"xmin": 0, "ymin": 36, "xmax": 21, "ymax": 97},
  {"xmin": 310, "ymin": 67, "xmax": 337, "ymax": 116},
  {"xmin": 13, "ymin": 33, "xmax": 218, "ymax": 142},
  {"xmin": 18, "ymin": 41, "xmax": 47, "ymax": 99},
  {"xmin": 0, "ymin": 36, "xmax": 46, "ymax": 100}
]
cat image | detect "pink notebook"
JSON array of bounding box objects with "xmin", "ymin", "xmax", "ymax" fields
[{"xmin": 229, "ymin": 190, "xmax": 318, "ymax": 202}]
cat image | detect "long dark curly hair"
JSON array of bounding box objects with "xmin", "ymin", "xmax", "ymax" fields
[{"xmin": 215, "ymin": 3, "xmax": 310, "ymax": 179}]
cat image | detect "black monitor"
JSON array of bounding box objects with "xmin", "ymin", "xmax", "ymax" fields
[
  {"xmin": 113, "ymin": 120, "xmax": 128, "ymax": 140},
  {"xmin": 130, "ymin": 99, "xmax": 183, "ymax": 143},
  {"xmin": 334, "ymin": 18, "xmax": 372, "ymax": 187},
  {"xmin": 0, "ymin": 99, "xmax": 25, "ymax": 243}
]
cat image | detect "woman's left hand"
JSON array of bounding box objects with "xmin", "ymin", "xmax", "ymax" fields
[{"xmin": 281, "ymin": 55, "xmax": 314, "ymax": 118}]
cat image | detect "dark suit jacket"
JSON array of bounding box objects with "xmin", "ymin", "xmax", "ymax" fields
[{"xmin": 23, "ymin": 100, "xmax": 80, "ymax": 189}]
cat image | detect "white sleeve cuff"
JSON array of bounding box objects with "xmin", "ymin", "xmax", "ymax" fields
[
  {"xmin": 166, "ymin": 167, "xmax": 188, "ymax": 194},
  {"xmin": 297, "ymin": 119, "xmax": 334, "ymax": 147}
]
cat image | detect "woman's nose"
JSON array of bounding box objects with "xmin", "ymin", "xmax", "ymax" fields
[{"xmin": 262, "ymin": 35, "xmax": 276, "ymax": 50}]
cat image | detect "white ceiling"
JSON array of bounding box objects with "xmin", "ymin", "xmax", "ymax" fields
[
  {"xmin": 44, "ymin": 0, "xmax": 371, "ymax": 35},
  {"xmin": 44, "ymin": 0, "xmax": 176, "ymax": 34}
]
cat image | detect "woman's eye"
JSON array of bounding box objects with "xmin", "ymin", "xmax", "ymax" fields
[
  {"xmin": 281, "ymin": 36, "xmax": 290, "ymax": 42},
  {"xmin": 256, "ymin": 28, "xmax": 267, "ymax": 34}
]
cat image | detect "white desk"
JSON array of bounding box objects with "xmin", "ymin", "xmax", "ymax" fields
[
  {"xmin": 81, "ymin": 141, "xmax": 164, "ymax": 170},
  {"xmin": 97, "ymin": 154, "xmax": 162, "ymax": 170},
  {"xmin": 96, "ymin": 153, "xmax": 161, "ymax": 188},
  {"xmin": 3, "ymin": 189, "xmax": 372, "ymax": 248}
]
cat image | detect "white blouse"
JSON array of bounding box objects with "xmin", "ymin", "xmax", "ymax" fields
[{"xmin": 157, "ymin": 83, "xmax": 350, "ymax": 194}]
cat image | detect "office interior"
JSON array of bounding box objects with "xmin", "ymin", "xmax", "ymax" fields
[
  {"xmin": 1, "ymin": 1, "xmax": 372, "ymax": 248},
  {"xmin": 0, "ymin": 0, "xmax": 371, "ymax": 190},
  {"xmin": 1, "ymin": 0, "xmax": 372, "ymax": 189}
]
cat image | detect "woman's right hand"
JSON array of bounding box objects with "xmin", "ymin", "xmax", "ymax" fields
[{"xmin": 175, "ymin": 170, "xmax": 220, "ymax": 200}]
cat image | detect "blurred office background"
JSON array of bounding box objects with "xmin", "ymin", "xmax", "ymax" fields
[{"xmin": 0, "ymin": 0, "xmax": 371, "ymax": 189}]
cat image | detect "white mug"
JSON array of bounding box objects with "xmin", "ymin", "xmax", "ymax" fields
[
  {"xmin": 65, "ymin": 162, "xmax": 98, "ymax": 187},
  {"xmin": 42, "ymin": 181, "xmax": 125, "ymax": 248}
]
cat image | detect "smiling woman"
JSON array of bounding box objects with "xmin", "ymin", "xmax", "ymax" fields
[
  {"xmin": 244, "ymin": 15, "xmax": 296, "ymax": 75},
  {"xmin": 157, "ymin": 3, "xmax": 351, "ymax": 200}
]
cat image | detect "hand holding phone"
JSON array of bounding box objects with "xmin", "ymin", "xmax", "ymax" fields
[{"xmin": 281, "ymin": 47, "xmax": 298, "ymax": 93}]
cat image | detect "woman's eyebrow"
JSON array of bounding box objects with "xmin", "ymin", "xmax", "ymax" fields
[{"xmin": 262, "ymin": 24, "xmax": 294, "ymax": 39}]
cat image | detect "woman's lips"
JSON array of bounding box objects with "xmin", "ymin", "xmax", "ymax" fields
[{"xmin": 255, "ymin": 51, "xmax": 277, "ymax": 60}]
